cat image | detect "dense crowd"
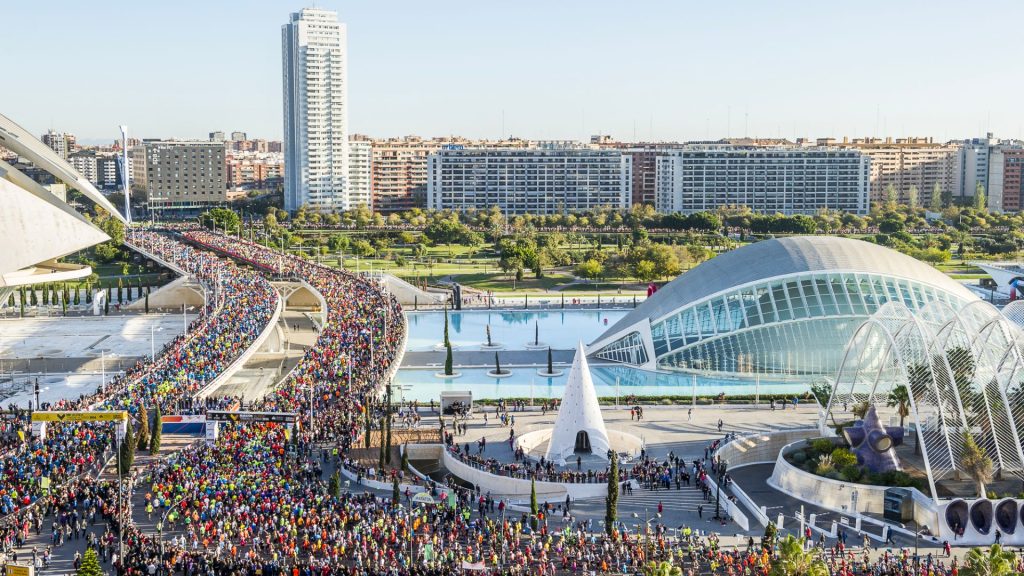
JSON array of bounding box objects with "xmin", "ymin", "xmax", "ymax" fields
[
  {"xmin": 0, "ymin": 231, "xmax": 278, "ymax": 551},
  {"xmin": 5, "ymin": 229, "xmax": 1019, "ymax": 575}
]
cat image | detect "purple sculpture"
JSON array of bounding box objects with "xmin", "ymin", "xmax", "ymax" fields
[{"xmin": 841, "ymin": 405, "xmax": 903, "ymax": 473}]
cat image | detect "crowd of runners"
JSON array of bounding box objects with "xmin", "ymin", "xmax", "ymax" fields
[{"xmin": 0, "ymin": 228, "xmax": 1018, "ymax": 575}]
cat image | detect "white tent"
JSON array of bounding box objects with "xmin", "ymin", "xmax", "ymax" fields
[{"xmin": 545, "ymin": 341, "xmax": 610, "ymax": 464}]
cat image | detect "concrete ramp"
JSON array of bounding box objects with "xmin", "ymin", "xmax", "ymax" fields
[
  {"xmin": 379, "ymin": 274, "xmax": 447, "ymax": 306},
  {"xmin": 125, "ymin": 276, "xmax": 206, "ymax": 311}
]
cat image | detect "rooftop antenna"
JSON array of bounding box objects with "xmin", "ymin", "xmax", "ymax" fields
[{"xmin": 120, "ymin": 125, "xmax": 132, "ymax": 224}]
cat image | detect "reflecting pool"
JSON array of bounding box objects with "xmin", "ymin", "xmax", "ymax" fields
[
  {"xmin": 394, "ymin": 365, "xmax": 812, "ymax": 402},
  {"xmin": 405, "ymin": 309, "xmax": 629, "ymax": 351}
]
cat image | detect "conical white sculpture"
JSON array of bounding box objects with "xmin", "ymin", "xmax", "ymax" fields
[{"xmin": 545, "ymin": 341, "xmax": 610, "ymax": 464}]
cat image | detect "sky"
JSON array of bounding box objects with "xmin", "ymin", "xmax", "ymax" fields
[{"xmin": 3, "ymin": 0, "xmax": 1023, "ymax": 144}]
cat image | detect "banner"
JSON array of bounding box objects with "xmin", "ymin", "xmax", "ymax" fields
[
  {"xmin": 31, "ymin": 411, "xmax": 127, "ymax": 423},
  {"xmin": 205, "ymin": 410, "xmax": 298, "ymax": 423}
]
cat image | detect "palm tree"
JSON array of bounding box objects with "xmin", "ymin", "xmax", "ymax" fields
[
  {"xmin": 886, "ymin": 385, "xmax": 911, "ymax": 427},
  {"xmin": 960, "ymin": 431, "xmax": 994, "ymax": 498},
  {"xmin": 960, "ymin": 544, "xmax": 1018, "ymax": 576},
  {"xmin": 769, "ymin": 535, "xmax": 829, "ymax": 576}
]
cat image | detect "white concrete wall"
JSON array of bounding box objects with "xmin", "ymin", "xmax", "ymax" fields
[
  {"xmin": 441, "ymin": 449, "xmax": 611, "ymax": 502},
  {"xmin": 196, "ymin": 296, "xmax": 282, "ymax": 399}
]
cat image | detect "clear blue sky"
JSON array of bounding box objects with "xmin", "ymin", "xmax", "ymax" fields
[{"xmin": 3, "ymin": 0, "xmax": 1022, "ymax": 144}]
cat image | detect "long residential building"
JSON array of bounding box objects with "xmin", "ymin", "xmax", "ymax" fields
[
  {"xmin": 142, "ymin": 140, "xmax": 228, "ymax": 212},
  {"xmin": 655, "ymin": 146, "xmax": 870, "ymax": 215},
  {"xmin": 818, "ymin": 137, "xmax": 960, "ymax": 205},
  {"xmin": 427, "ymin": 148, "xmax": 631, "ymax": 214},
  {"xmin": 281, "ymin": 8, "xmax": 349, "ymax": 212}
]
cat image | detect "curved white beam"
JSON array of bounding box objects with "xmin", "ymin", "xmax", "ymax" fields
[{"xmin": 0, "ymin": 113, "xmax": 125, "ymax": 222}]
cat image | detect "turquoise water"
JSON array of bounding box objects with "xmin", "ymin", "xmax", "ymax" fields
[
  {"xmin": 398, "ymin": 309, "xmax": 812, "ymax": 401},
  {"xmin": 405, "ymin": 309, "xmax": 629, "ymax": 351},
  {"xmin": 394, "ymin": 366, "xmax": 812, "ymax": 402}
]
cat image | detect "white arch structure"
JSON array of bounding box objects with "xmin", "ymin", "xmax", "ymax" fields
[{"xmin": 822, "ymin": 299, "xmax": 1024, "ymax": 502}]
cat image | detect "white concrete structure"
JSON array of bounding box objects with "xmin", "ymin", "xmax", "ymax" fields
[
  {"xmin": 427, "ymin": 148, "xmax": 631, "ymax": 214},
  {"xmin": 0, "ymin": 113, "xmax": 125, "ymax": 295},
  {"xmin": 0, "ymin": 113, "xmax": 124, "ymax": 221},
  {"xmin": 347, "ymin": 138, "xmax": 372, "ymax": 208},
  {"xmin": 546, "ymin": 342, "xmax": 610, "ymax": 464},
  {"xmin": 282, "ymin": 8, "xmax": 350, "ymax": 212},
  {"xmin": 655, "ymin": 146, "xmax": 870, "ymax": 215}
]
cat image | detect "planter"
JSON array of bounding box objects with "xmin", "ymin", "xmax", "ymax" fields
[{"xmin": 434, "ymin": 371, "xmax": 462, "ymax": 379}]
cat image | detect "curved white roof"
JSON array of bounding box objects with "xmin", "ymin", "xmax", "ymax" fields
[
  {"xmin": 599, "ymin": 236, "xmax": 977, "ymax": 341},
  {"xmin": 0, "ymin": 113, "xmax": 125, "ymax": 222}
]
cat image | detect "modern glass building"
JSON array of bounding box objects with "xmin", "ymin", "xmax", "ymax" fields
[{"xmin": 588, "ymin": 237, "xmax": 979, "ymax": 378}]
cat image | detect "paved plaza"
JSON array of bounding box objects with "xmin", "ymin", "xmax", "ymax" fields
[{"xmin": 0, "ymin": 313, "xmax": 195, "ymax": 406}]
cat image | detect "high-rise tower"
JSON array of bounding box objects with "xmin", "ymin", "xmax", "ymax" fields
[{"xmin": 281, "ymin": 8, "xmax": 349, "ymax": 212}]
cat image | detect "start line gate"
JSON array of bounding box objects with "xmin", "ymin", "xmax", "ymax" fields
[
  {"xmin": 204, "ymin": 410, "xmax": 299, "ymax": 445},
  {"xmin": 30, "ymin": 411, "xmax": 128, "ymax": 442}
]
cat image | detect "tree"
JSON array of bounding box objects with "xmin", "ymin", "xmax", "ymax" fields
[
  {"xmin": 76, "ymin": 547, "xmax": 104, "ymax": 576},
  {"xmin": 633, "ymin": 260, "xmax": 658, "ymax": 283},
  {"xmin": 444, "ymin": 342, "xmax": 454, "ymax": 376},
  {"xmin": 575, "ymin": 259, "xmax": 604, "ymax": 282},
  {"xmin": 328, "ymin": 470, "xmax": 341, "ymax": 499},
  {"xmin": 150, "ymin": 403, "xmax": 162, "ymax": 455},
  {"xmin": 907, "ymin": 185, "xmax": 919, "ymax": 209},
  {"xmin": 401, "ymin": 443, "xmax": 409, "ymax": 472},
  {"xmin": 960, "ymin": 544, "xmax": 1019, "ymax": 576},
  {"xmin": 364, "ymin": 409, "xmax": 372, "ymax": 449},
  {"xmin": 975, "ymin": 182, "xmax": 988, "ymax": 212},
  {"xmin": 547, "ymin": 347, "xmax": 554, "ymax": 375},
  {"xmin": 136, "ymin": 404, "xmax": 150, "ymax": 452},
  {"xmin": 378, "ymin": 415, "xmax": 387, "ymax": 470},
  {"xmin": 200, "ymin": 207, "xmax": 241, "ymax": 234},
  {"xmin": 442, "ymin": 305, "xmax": 450, "ymax": 348},
  {"xmin": 605, "ymin": 451, "xmax": 618, "ymax": 534},
  {"xmin": 384, "ymin": 412, "xmax": 393, "ymax": 465},
  {"xmin": 762, "ymin": 522, "xmax": 778, "ymax": 551},
  {"xmin": 769, "ymin": 534, "xmax": 829, "ymax": 576},
  {"xmin": 392, "ymin": 475, "xmax": 400, "ymax": 505},
  {"xmin": 118, "ymin": 422, "xmax": 135, "ymax": 477},
  {"xmin": 530, "ymin": 479, "xmax": 539, "ymax": 530},
  {"xmin": 930, "ymin": 182, "xmax": 943, "ymax": 212},
  {"xmin": 960, "ymin": 431, "xmax": 993, "ymax": 498},
  {"xmin": 886, "ymin": 385, "xmax": 911, "ymax": 428},
  {"xmin": 885, "ymin": 184, "xmax": 899, "ymax": 208}
]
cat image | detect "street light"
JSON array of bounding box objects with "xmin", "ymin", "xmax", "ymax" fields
[{"xmin": 150, "ymin": 325, "xmax": 165, "ymax": 361}]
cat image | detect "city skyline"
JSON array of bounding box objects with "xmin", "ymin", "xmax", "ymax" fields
[{"xmin": 4, "ymin": 0, "xmax": 1024, "ymax": 144}]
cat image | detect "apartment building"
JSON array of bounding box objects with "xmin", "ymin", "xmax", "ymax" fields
[
  {"xmin": 819, "ymin": 137, "xmax": 960, "ymax": 205},
  {"xmin": 989, "ymin": 146, "xmax": 1024, "ymax": 212},
  {"xmin": 226, "ymin": 153, "xmax": 284, "ymax": 189},
  {"xmin": 347, "ymin": 138, "xmax": 372, "ymax": 208},
  {"xmin": 282, "ymin": 8, "xmax": 350, "ymax": 212},
  {"xmin": 143, "ymin": 140, "xmax": 228, "ymax": 212},
  {"xmin": 41, "ymin": 130, "xmax": 75, "ymax": 160},
  {"xmin": 655, "ymin": 146, "xmax": 870, "ymax": 215},
  {"xmin": 427, "ymin": 147, "xmax": 631, "ymax": 214}
]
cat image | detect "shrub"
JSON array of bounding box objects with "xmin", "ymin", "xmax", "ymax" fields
[
  {"xmin": 840, "ymin": 464, "xmax": 862, "ymax": 483},
  {"xmin": 830, "ymin": 448, "xmax": 858, "ymax": 469},
  {"xmin": 815, "ymin": 454, "xmax": 836, "ymax": 475},
  {"xmin": 791, "ymin": 451, "xmax": 807, "ymax": 465},
  {"xmin": 810, "ymin": 438, "xmax": 835, "ymax": 456}
]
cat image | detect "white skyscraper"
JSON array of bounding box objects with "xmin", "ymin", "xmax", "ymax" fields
[{"xmin": 281, "ymin": 8, "xmax": 349, "ymax": 212}]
